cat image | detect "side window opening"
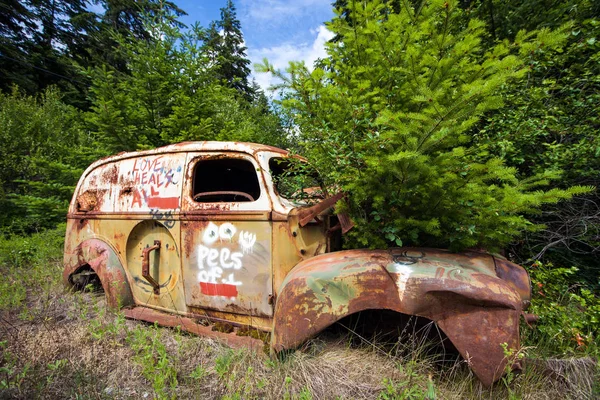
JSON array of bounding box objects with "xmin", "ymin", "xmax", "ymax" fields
[
  {"xmin": 192, "ymin": 158, "xmax": 261, "ymax": 202},
  {"xmin": 269, "ymin": 158, "xmax": 324, "ymax": 202}
]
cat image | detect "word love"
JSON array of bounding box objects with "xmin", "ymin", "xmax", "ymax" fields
[{"xmin": 132, "ymin": 156, "xmax": 181, "ymax": 187}]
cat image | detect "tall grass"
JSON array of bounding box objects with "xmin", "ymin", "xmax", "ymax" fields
[{"xmin": 0, "ymin": 229, "xmax": 598, "ymax": 399}]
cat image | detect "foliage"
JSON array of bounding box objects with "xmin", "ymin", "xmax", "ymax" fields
[
  {"xmin": 0, "ymin": 224, "xmax": 65, "ymax": 311},
  {"xmin": 523, "ymin": 261, "xmax": 600, "ymax": 357},
  {"xmin": 0, "ymin": 88, "xmax": 97, "ymax": 234},
  {"xmin": 259, "ymin": 0, "xmax": 590, "ymax": 251},
  {"xmin": 379, "ymin": 361, "xmax": 436, "ymax": 399},
  {"xmin": 127, "ymin": 324, "xmax": 178, "ymax": 399},
  {"xmin": 86, "ymin": 15, "xmax": 287, "ymax": 153},
  {"xmin": 0, "ymin": 0, "xmax": 188, "ymax": 107},
  {"xmin": 469, "ymin": 1, "xmax": 600, "ymax": 273}
]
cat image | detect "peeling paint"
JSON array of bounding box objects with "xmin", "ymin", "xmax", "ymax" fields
[{"xmin": 64, "ymin": 142, "xmax": 533, "ymax": 387}]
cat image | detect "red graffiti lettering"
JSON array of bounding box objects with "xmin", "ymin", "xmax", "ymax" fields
[{"xmin": 199, "ymin": 282, "xmax": 238, "ymax": 297}]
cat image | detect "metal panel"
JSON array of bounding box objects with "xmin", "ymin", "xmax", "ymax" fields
[{"xmin": 180, "ymin": 152, "xmax": 273, "ymax": 317}]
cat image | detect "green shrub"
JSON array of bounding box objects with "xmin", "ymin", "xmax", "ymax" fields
[
  {"xmin": 258, "ymin": 0, "xmax": 591, "ymax": 251},
  {"xmin": 523, "ymin": 261, "xmax": 600, "ymax": 357},
  {"xmin": 0, "ymin": 225, "xmax": 65, "ymax": 311}
]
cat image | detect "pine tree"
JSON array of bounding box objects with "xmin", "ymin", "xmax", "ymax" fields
[
  {"xmin": 258, "ymin": 0, "xmax": 591, "ymax": 251},
  {"xmin": 203, "ymin": 0, "xmax": 254, "ymax": 99},
  {"xmin": 86, "ymin": 15, "xmax": 286, "ymax": 153},
  {"xmin": 0, "ymin": 0, "xmax": 36, "ymax": 92}
]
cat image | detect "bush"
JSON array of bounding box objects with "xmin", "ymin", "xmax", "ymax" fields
[
  {"xmin": 259, "ymin": 0, "xmax": 591, "ymax": 251},
  {"xmin": 0, "ymin": 225, "xmax": 65, "ymax": 311},
  {"xmin": 523, "ymin": 261, "xmax": 600, "ymax": 357}
]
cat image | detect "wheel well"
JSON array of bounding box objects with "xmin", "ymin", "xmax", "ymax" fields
[
  {"xmin": 68, "ymin": 264, "xmax": 104, "ymax": 293},
  {"xmin": 322, "ymin": 309, "xmax": 458, "ymax": 360}
]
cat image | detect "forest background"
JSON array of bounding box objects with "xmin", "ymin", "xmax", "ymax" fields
[{"xmin": 0, "ymin": 0, "xmax": 599, "ymax": 398}]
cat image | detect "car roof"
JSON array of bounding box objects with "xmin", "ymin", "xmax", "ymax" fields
[{"xmin": 85, "ymin": 141, "xmax": 289, "ymax": 173}]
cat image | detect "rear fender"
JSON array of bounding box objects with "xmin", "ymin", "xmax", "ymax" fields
[
  {"xmin": 271, "ymin": 249, "xmax": 523, "ymax": 387},
  {"xmin": 63, "ymin": 238, "xmax": 134, "ymax": 309}
]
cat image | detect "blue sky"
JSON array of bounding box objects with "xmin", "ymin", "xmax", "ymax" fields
[{"xmin": 175, "ymin": 0, "xmax": 335, "ymax": 92}]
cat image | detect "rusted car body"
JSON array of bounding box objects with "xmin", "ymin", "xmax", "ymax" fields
[{"xmin": 63, "ymin": 141, "xmax": 532, "ymax": 386}]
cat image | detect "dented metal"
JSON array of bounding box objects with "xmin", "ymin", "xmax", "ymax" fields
[{"xmin": 63, "ymin": 141, "xmax": 533, "ymax": 387}]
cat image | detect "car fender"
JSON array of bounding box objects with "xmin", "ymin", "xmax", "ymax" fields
[
  {"xmin": 271, "ymin": 248, "xmax": 525, "ymax": 387},
  {"xmin": 63, "ymin": 238, "xmax": 134, "ymax": 309}
]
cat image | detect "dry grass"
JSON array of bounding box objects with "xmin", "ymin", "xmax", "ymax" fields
[
  {"xmin": 1, "ymin": 288, "xmax": 598, "ymax": 400},
  {"xmin": 0, "ymin": 228, "xmax": 598, "ymax": 399}
]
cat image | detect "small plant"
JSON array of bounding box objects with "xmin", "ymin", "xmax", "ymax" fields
[
  {"xmin": 298, "ymin": 385, "xmax": 314, "ymax": 400},
  {"xmin": 379, "ymin": 361, "xmax": 434, "ymax": 400},
  {"xmin": 500, "ymin": 343, "xmax": 526, "ymax": 400},
  {"xmin": 46, "ymin": 359, "xmax": 68, "ymax": 385},
  {"xmin": 283, "ymin": 376, "xmax": 293, "ymax": 400},
  {"xmin": 127, "ymin": 324, "xmax": 178, "ymax": 400},
  {"xmin": 0, "ymin": 340, "xmax": 30, "ymax": 393},
  {"xmin": 189, "ymin": 364, "xmax": 207, "ymax": 380},
  {"xmin": 215, "ymin": 349, "xmax": 236, "ymax": 380}
]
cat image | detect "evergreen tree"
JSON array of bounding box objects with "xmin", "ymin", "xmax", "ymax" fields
[
  {"xmin": 258, "ymin": 0, "xmax": 591, "ymax": 251},
  {"xmin": 0, "ymin": 0, "xmax": 36, "ymax": 93},
  {"xmin": 86, "ymin": 15, "xmax": 286, "ymax": 153},
  {"xmin": 465, "ymin": 0, "xmax": 600, "ymax": 275},
  {"xmin": 0, "ymin": 0, "xmax": 99, "ymax": 106},
  {"xmin": 202, "ymin": 0, "xmax": 254, "ymax": 99}
]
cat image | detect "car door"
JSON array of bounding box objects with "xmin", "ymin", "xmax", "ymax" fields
[{"xmin": 180, "ymin": 152, "xmax": 273, "ymax": 317}]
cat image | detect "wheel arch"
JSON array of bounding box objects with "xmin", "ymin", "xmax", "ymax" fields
[
  {"xmin": 64, "ymin": 238, "xmax": 134, "ymax": 308},
  {"xmin": 270, "ymin": 249, "xmax": 523, "ymax": 387}
]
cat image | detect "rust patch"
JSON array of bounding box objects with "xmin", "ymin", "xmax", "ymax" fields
[
  {"xmin": 494, "ymin": 257, "xmax": 532, "ymax": 304},
  {"xmin": 125, "ymin": 307, "xmax": 265, "ymax": 351},
  {"xmin": 75, "ymin": 218, "xmax": 88, "ymax": 232},
  {"xmin": 76, "ymin": 190, "xmax": 105, "ymax": 212},
  {"xmin": 102, "ymin": 164, "xmax": 119, "ymax": 184}
]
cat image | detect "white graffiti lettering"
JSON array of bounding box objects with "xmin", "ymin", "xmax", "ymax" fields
[
  {"xmin": 196, "ymin": 223, "xmax": 257, "ymax": 292},
  {"xmin": 197, "ymin": 245, "xmax": 242, "ymax": 270},
  {"xmin": 239, "ymin": 231, "xmax": 256, "ymax": 254},
  {"xmin": 222, "ymin": 273, "xmax": 242, "ymax": 286}
]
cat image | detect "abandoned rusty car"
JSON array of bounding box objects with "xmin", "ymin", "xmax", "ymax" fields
[{"xmin": 63, "ymin": 141, "xmax": 533, "ymax": 386}]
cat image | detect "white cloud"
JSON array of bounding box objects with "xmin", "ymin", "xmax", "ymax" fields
[{"xmin": 249, "ymin": 25, "xmax": 334, "ymax": 93}]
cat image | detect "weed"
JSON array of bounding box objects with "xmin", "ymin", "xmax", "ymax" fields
[
  {"xmin": 0, "ymin": 340, "xmax": 30, "ymax": 394},
  {"xmin": 378, "ymin": 361, "xmax": 434, "ymax": 400},
  {"xmin": 127, "ymin": 324, "xmax": 178, "ymax": 400},
  {"xmin": 215, "ymin": 348, "xmax": 236, "ymax": 380},
  {"xmin": 525, "ymin": 261, "xmax": 600, "ymax": 357},
  {"xmin": 189, "ymin": 364, "xmax": 207, "ymax": 380},
  {"xmin": 0, "ymin": 225, "xmax": 64, "ymax": 312},
  {"xmin": 499, "ymin": 343, "xmax": 526, "ymax": 400},
  {"xmin": 298, "ymin": 385, "xmax": 314, "ymax": 400}
]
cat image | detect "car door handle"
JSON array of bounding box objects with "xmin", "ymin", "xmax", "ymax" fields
[{"xmin": 142, "ymin": 240, "xmax": 161, "ymax": 294}]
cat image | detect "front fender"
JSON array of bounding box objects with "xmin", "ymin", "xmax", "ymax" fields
[
  {"xmin": 271, "ymin": 248, "xmax": 525, "ymax": 387},
  {"xmin": 63, "ymin": 238, "xmax": 134, "ymax": 309}
]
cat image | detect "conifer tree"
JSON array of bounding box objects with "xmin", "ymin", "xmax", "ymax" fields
[
  {"xmin": 259, "ymin": 0, "xmax": 591, "ymax": 251},
  {"xmin": 203, "ymin": 0, "xmax": 254, "ymax": 99},
  {"xmin": 86, "ymin": 15, "xmax": 286, "ymax": 153}
]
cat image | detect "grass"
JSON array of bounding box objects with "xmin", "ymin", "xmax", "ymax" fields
[{"xmin": 0, "ymin": 226, "xmax": 598, "ymax": 399}]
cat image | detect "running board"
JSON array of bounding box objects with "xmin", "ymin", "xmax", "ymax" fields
[{"xmin": 124, "ymin": 306, "xmax": 265, "ymax": 352}]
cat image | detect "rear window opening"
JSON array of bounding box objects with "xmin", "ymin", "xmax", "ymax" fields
[{"xmin": 192, "ymin": 158, "xmax": 261, "ymax": 202}]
